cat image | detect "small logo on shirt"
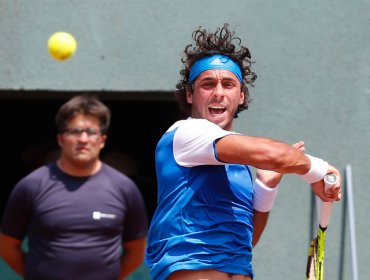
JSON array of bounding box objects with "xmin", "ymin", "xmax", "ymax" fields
[{"xmin": 92, "ymin": 211, "xmax": 116, "ymax": 220}]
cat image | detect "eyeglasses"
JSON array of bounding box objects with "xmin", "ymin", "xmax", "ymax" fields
[{"xmin": 63, "ymin": 128, "xmax": 101, "ymax": 138}]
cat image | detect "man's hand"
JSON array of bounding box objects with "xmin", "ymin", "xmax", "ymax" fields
[{"xmin": 311, "ymin": 165, "xmax": 342, "ymax": 202}]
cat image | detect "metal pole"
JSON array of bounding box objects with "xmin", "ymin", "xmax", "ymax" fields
[
  {"xmin": 338, "ymin": 179, "xmax": 347, "ymax": 280},
  {"xmin": 345, "ymin": 164, "xmax": 359, "ymax": 280}
]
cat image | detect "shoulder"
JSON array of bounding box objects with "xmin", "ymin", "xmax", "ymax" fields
[
  {"xmin": 16, "ymin": 163, "xmax": 54, "ymax": 187},
  {"xmin": 100, "ymin": 163, "xmax": 139, "ymax": 191},
  {"xmin": 170, "ymin": 119, "xmax": 237, "ymax": 167},
  {"xmin": 174, "ymin": 118, "xmax": 237, "ymax": 144},
  {"xmin": 100, "ymin": 164, "xmax": 145, "ymax": 206},
  {"xmin": 101, "ymin": 163, "xmax": 133, "ymax": 181},
  {"xmin": 10, "ymin": 163, "xmax": 55, "ymax": 199},
  {"xmin": 168, "ymin": 118, "xmax": 221, "ymax": 132}
]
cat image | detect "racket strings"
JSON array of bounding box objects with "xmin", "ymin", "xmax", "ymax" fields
[{"xmin": 306, "ymin": 238, "xmax": 318, "ymax": 280}]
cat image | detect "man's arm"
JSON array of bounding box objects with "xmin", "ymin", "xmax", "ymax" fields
[
  {"xmin": 216, "ymin": 135, "xmax": 310, "ymax": 174},
  {"xmin": 117, "ymin": 237, "xmax": 146, "ymax": 280},
  {"xmin": 216, "ymin": 135, "xmax": 341, "ymax": 202},
  {"xmin": 0, "ymin": 232, "xmax": 25, "ymax": 276},
  {"xmin": 252, "ymin": 210, "xmax": 269, "ymax": 247},
  {"xmin": 252, "ymin": 141, "xmax": 304, "ymax": 246},
  {"xmin": 252, "ymin": 168, "xmax": 284, "ymax": 247}
]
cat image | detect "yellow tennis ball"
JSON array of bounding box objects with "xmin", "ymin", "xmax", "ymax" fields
[{"xmin": 48, "ymin": 32, "xmax": 77, "ymax": 61}]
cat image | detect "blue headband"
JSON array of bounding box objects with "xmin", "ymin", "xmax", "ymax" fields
[{"xmin": 188, "ymin": 54, "xmax": 243, "ymax": 83}]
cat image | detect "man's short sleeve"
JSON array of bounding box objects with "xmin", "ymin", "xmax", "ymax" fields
[
  {"xmin": 122, "ymin": 181, "xmax": 148, "ymax": 241},
  {"xmin": 173, "ymin": 118, "xmax": 238, "ymax": 167},
  {"xmin": 1, "ymin": 178, "xmax": 33, "ymax": 239}
]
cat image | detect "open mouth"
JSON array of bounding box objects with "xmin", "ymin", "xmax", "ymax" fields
[{"xmin": 209, "ymin": 106, "xmax": 226, "ymax": 115}]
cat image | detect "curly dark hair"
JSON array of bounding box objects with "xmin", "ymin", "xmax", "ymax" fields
[{"xmin": 175, "ymin": 23, "xmax": 257, "ymax": 117}]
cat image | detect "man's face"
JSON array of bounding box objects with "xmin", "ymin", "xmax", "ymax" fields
[
  {"xmin": 186, "ymin": 69, "xmax": 244, "ymax": 131},
  {"xmin": 57, "ymin": 114, "xmax": 106, "ymax": 168}
]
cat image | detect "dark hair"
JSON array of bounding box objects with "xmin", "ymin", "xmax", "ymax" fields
[
  {"xmin": 175, "ymin": 23, "xmax": 257, "ymax": 117},
  {"xmin": 55, "ymin": 94, "xmax": 111, "ymax": 135}
]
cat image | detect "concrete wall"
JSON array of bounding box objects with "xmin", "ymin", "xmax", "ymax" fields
[{"xmin": 1, "ymin": 0, "xmax": 369, "ymax": 279}]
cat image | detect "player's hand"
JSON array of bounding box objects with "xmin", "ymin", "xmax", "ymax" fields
[
  {"xmin": 257, "ymin": 141, "xmax": 305, "ymax": 187},
  {"xmin": 310, "ymin": 165, "xmax": 342, "ymax": 202}
]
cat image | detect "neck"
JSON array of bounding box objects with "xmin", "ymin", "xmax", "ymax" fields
[{"xmin": 57, "ymin": 158, "xmax": 102, "ymax": 177}]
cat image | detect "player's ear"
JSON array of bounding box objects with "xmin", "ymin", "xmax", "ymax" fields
[
  {"xmin": 185, "ymin": 84, "xmax": 193, "ymax": 104},
  {"xmin": 239, "ymin": 92, "xmax": 244, "ymax": 105},
  {"xmin": 239, "ymin": 86, "xmax": 245, "ymax": 105}
]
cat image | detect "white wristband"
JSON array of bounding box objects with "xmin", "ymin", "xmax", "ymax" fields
[
  {"xmin": 300, "ymin": 154, "xmax": 328, "ymax": 184},
  {"xmin": 253, "ymin": 178, "xmax": 279, "ymax": 212}
]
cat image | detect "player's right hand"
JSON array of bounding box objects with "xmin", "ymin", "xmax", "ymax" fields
[{"xmin": 310, "ymin": 165, "xmax": 342, "ymax": 202}]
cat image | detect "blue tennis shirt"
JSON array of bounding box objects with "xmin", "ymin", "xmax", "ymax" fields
[{"xmin": 145, "ymin": 118, "xmax": 254, "ymax": 280}]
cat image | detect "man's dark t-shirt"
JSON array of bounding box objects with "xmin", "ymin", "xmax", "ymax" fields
[{"xmin": 1, "ymin": 163, "xmax": 148, "ymax": 280}]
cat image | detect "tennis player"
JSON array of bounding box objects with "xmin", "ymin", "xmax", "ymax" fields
[{"xmin": 145, "ymin": 23, "xmax": 341, "ymax": 280}]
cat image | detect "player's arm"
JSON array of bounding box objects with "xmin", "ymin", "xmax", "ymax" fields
[
  {"xmin": 252, "ymin": 141, "xmax": 306, "ymax": 247},
  {"xmin": 252, "ymin": 168, "xmax": 283, "ymax": 247},
  {"xmin": 216, "ymin": 134, "xmax": 310, "ymax": 174},
  {"xmin": 252, "ymin": 210, "xmax": 269, "ymax": 247},
  {"xmin": 117, "ymin": 237, "xmax": 146, "ymax": 280},
  {"xmin": 0, "ymin": 232, "xmax": 25, "ymax": 276},
  {"xmin": 216, "ymin": 135, "xmax": 341, "ymax": 202}
]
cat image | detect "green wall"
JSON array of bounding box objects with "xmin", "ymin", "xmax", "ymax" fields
[{"xmin": 1, "ymin": 0, "xmax": 369, "ymax": 279}]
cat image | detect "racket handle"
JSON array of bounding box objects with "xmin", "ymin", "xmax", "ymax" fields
[{"xmin": 319, "ymin": 174, "xmax": 338, "ymax": 229}]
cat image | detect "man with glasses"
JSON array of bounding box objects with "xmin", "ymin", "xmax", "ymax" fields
[{"xmin": 0, "ymin": 94, "xmax": 148, "ymax": 280}]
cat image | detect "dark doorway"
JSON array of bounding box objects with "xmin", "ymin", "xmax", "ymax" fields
[{"xmin": 0, "ymin": 92, "xmax": 179, "ymax": 223}]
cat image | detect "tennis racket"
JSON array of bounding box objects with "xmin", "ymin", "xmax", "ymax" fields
[{"xmin": 305, "ymin": 173, "xmax": 338, "ymax": 280}]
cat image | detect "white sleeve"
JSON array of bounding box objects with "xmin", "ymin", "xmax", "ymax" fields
[{"xmin": 173, "ymin": 119, "xmax": 238, "ymax": 167}]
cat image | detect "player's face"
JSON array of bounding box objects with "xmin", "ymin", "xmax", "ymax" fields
[
  {"xmin": 187, "ymin": 69, "xmax": 244, "ymax": 131},
  {"xmin": 57, "ymin": 114, "xmax": 106, "ymax": 168}
]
